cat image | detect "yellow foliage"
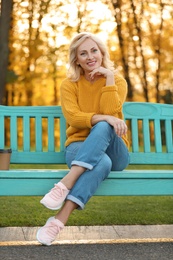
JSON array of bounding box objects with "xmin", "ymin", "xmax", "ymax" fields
[{"xmin": 6, "ymin": 0, "xmax": 173, "ymax": 106}]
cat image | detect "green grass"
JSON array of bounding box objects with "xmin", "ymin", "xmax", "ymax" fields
[
  {"xmin": 0, "ymin": 196, "xmax": 173, "ymax": 227},
  {"xmin": 9, "ymin": 164, "xmax": 173, "ymax": 170},
  {"xmin": 0, "ymin": 164, "xmax": 173, "ymax": 227}
]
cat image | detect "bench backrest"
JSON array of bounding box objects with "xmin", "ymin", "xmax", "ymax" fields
[
  {"xmin": 0, "ymin": 102, "xmax": 173, "ymax": 165},
  {"xmin": 0, "ymin": 106, "xmax": 66, "ymax": 164},
  {"xmin": 124, "ymin": 102, "xmax": 173, "ymax": 164}
]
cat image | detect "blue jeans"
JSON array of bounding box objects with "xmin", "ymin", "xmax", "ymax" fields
[{"xmin": 65, "ymin": 121, "xmax": 130, "ymax": 209}]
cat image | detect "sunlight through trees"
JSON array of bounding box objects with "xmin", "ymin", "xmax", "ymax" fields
[{"xmin": 0, "ymin": 0, "xmax": 173, "ymax": 105}]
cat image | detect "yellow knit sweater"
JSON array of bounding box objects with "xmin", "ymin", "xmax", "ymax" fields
[{"xmin": 60, "ymin": 74, "xmax": 129, "ymax": 147}]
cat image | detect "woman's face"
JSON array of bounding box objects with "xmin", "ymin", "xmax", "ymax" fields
[{"xmin": 76, "ymin": 38, "xmax": 103, "ymax": 74}]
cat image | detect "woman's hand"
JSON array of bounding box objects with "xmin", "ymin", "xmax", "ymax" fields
[
  {"xmin": 89, "ymin": 66, "xmax": 113, "ymax": 78},
  {"xmin": 91, "ymin": 114, "xmax": 128, "ymax": 137},
  {"xmin": 89, "ymin": 67, "xmax": 115, "ymax": 86},
  {"xmin": 105, "ymin": 115, "xmax": 128, "ymax": 137}
]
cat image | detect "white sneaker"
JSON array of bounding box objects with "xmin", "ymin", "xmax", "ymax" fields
[
  {"xmin": 36, "ymin": 217, "xmax": 64, "ymax": 246},
  {"xmin": 40, "ymin": 182, "xmax": 70, "ymax": 210}
]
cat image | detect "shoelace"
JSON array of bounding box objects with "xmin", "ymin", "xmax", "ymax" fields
[
  {"xmin": 46, "ymin": 220, "xmax": 62, "ymax": 241},
  {"xmin": 49, "ymin": 184, "xmax": 65, "ymax": 200}
]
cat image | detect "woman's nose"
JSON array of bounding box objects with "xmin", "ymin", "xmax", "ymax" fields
[{"xmin": 87, "ymin": 53, "xmax": 93, "ymax": 59}]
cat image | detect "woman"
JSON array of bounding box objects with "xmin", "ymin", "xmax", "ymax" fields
[{"xmin": 36, "ymin": 32, "xmax": 130, "ymax": 246}]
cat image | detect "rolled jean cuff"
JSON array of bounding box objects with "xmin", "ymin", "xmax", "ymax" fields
[
  {"xmin": 71, "ymin": 160, "xmax": 93, "ymax": 170},
  {"xmin": 66, "ymin": 194, "xmax": 84, "ymax": 210}
]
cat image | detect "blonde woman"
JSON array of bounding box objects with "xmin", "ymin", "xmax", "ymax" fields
[{"xmin": 37, "ymin": 32, "xmax": 129, "ymax": 246}]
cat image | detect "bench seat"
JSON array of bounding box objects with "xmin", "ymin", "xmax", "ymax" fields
[{"xmin": 0, "ymin": 169, "xmax": 173, "ymax": 196}]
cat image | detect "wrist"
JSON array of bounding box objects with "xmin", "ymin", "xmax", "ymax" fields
[
  {"xmin": 106, "ymin": 73, "xmax": 115, "ymax": 86},
  {"xmin": 91, "ymin": 114, "xmax": 107, "ymax": 126}
]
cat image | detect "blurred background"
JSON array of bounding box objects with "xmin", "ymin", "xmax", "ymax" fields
[{"xmin": 0, "ymin": 0, "xmax": 173, "ymax": 106}]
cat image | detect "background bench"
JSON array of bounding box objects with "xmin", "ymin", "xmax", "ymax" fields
[{"xmin": 0, "ymin": 102, "xmax": 173, "ymax": 196}]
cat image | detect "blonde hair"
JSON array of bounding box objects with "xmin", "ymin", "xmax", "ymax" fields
[{"xmin": 67, "ymin": 32, "xmax": 116, "ymax": 81}]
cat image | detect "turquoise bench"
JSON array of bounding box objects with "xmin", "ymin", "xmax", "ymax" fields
[{"xmin": 0, "ymin": 102, "xmax": 173, "ymax": 196}]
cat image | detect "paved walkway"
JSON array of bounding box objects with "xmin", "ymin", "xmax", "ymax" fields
[{"xmin": 0, "ymin": 225, "xmax": 173, "ymax": 245}]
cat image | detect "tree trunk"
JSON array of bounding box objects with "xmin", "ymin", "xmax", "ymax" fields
[
  {"xmin": 155, "ymin": 1, "xmax": 164, "ymax": 103},
  {"xmin": 112, "ymin": 0, "xmax": 134, "ymax": 100},
  {"xmin": 0, "ymin": 0, "xmax": 13, "ymax": 105},
  {"xmin": 130, "ymin": 0, "xmax": 149, "ymax": 102}
]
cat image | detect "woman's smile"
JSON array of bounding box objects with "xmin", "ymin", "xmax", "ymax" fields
[{"xmin": 87, "ymin": 60, "xmax": 97, "ymax": 66}]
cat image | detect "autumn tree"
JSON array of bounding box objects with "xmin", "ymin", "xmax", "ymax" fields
[
  {"xmin": 5, "ymin": 0, "xmax": 173, "ymax": 105},
  {"xmin": 8, "ymin": 0, "xmax": 113, "ymax": 105},
  {"xmin": 0, "ymin": 0, "xmax": 13, "ymax": 105},
  {"xmin": 110, "ymin": 0, "xmax": 173, "ymax": 102}
]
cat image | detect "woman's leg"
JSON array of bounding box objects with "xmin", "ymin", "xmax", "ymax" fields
[
  {"xmin": 36, "ymin": 200, "xmax": 78, "ymax": 246},
  {"xmin": 36, "ymin": 150, "xmax": 112, "ymax": 246},
  {"xmin": 61, "ymin": 122, "xmax": 129, "ymax": 209},
  {"xmin": 37, "ymin": 122, "xmax": 129, "ymax": 245},
  {"xmin": 106, "ymin": 134, "xmax": 130, "ymax": 171},
  {"xmin": 70, "ymin": 121, "xmax": 114, "ymax": 170},
  {"xmin": 65, "ymin": 125, "xmax": 129, "ymax": 210},
  {"xmin": 55, "ymin": 200, "xmax": 78, "ymax": 224},
  {"xmin": 40, "ymin": 122, "xmax": 115, "ymax": 210},
  {"xmin": 67, "ymin": 153, "xmax": 112, "ymax": 209},
  {"xmin": 60, "ymin": 165, "xmax": 86, "ymax": 189}
]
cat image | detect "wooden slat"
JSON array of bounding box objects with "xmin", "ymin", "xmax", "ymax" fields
[
  {"xmin": 154, "ymin": 119, "xmax": 162, "ymax": 152},
  {"xmin": 48, "ymin": 117, "xmax": 55, "ymax": 152},
  {"xmin": 0, "ymin": 170, "xmax": 173, "ymax": 196},
  {"xmin": 131, "ymin": 119, "xmax": 139, "ymax": 152},
  {"xmin": 23, "ymin": 116, "xmax": 30, "ymax": 151},
  {"xmin": 129, "ymin": 152, "xmax": 173, "ymax": 164},
  {"xmin": 165, "ymin": 119, "xmax": 173, "ymax": 152},
  {"xmin": 10, "ymin": 116, "xmax": 18, "ymax": 150},
  {"xmin": 35, "ymin": 116, "xmax": 42, "ymax": 152},
  {"xmin": 0, "ymin": 116, "xmax": 5, "ymax": 147},
  {"xmin": 142, "ymin": 119, "xmax": 150, "ymax": 152},
  {"xmin": 9, "ymin": 151, "xmax": 66, "ymax": 164},
  {"xmin": 59, "ymin": 115, "xmax": 66, "ymax": 152}
]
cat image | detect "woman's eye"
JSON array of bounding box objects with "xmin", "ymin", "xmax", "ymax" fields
[
  {"xmin": 80, "ymin": 52, "xmax": 86, "ymax": 56},
  {"xmin": 93, "ymin": 49, "xmax": 98, "ymax": 52}
]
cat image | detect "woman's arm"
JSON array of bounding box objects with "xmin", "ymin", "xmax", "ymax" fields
[
  {"xmin": 91, "ymin": 114, "xmax": 128, "ymax": 137},
  {"xmin": 60, "ymin": 80, "xmax": 95, "ymax": 129},
  {"xmin": 100, "ymin": 76, "xmax": 127, "ymax": 115},
  {"xmin": 89, "ymin": 67, "xmax": 128, "ymax": 115}
]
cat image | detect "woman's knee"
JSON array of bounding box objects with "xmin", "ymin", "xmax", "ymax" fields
[
  {"xmin": 93, "ymin": 121, "xmax": 111, "ymax": 130},
  {"xmin": 92, "ymin": 121, "xmax": 113, "ymax": 137},
  {"xmin": 112, "ymin": 152, "xmax": 130, "ymax": 171}
]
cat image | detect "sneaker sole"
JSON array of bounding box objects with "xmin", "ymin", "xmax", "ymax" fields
[
  {"xmin": 40, "ymin": 200, "xmax": 63, "ymax": 210},
  {"xmin": 36, "ymin": 228, "xmax": 51, "ymax": 246}
]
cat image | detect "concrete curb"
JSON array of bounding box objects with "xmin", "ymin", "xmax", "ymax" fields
[{"xmin": 0, "ymin": 225, "xmax": 173, "ymax": 245}]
